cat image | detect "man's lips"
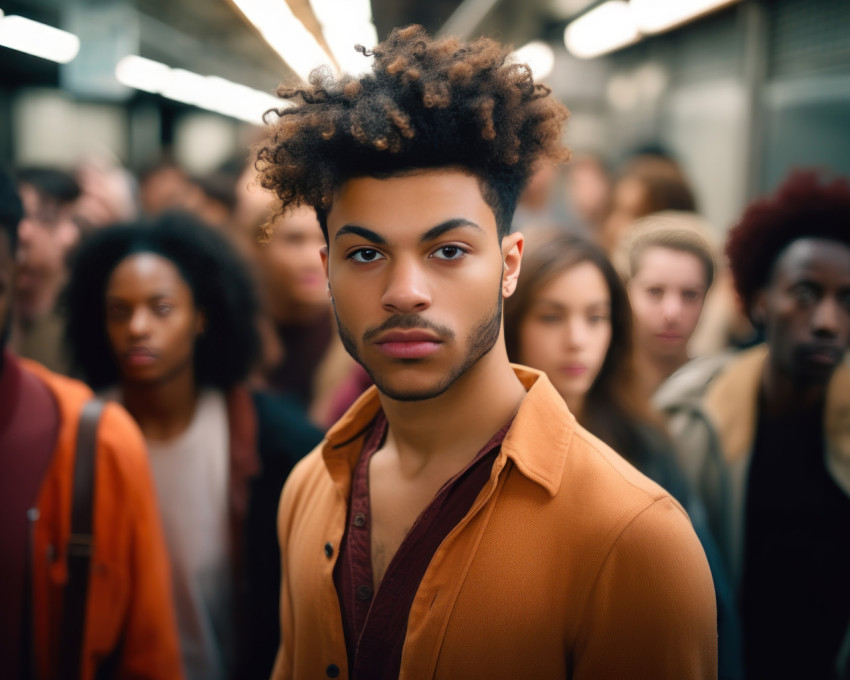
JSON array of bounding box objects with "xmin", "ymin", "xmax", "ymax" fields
[
  {"xmin": 799, "ymin": 344, "xmax": 844, "ymax": 367},
  {"xmin": 374, "ymin": 330, "xmax": 443, "ymax": 359}
]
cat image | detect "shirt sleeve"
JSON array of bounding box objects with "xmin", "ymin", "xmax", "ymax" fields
[{"xmin": 573, "ymin": 495, "xmax": 718, "ymax": 680}]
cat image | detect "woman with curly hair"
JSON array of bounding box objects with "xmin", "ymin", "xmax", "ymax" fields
[{"xmin": 64, "ymin": 211, "xmax": 322, "ymax": 680}]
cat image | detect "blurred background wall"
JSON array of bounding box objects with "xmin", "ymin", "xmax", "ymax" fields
[{"xmin": 1, "ymin": 0, "xmax": 849, "ymax": 237}]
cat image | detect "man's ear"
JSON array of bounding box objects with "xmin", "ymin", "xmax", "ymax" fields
[
  {"xmin": 500, "ymin": 232, "xmax": 524, "ymax": 298},
  {"xmin": 320, "ymin": 245, "xmax": 331, "ymax": 298}
]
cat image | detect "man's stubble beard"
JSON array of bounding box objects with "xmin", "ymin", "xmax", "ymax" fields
[{"xmin": 334, "ymin": 291, "xmax": 503, "ymax": 402}]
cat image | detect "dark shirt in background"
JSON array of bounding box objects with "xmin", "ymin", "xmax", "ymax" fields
[
  {"xmin": 0, "ymin": 350, "xmax": 60, "ymax": 678},
  {"xmin": 268, "ymin": 315, "xmax": 333, "ymax": 407},
  {"xmin": 743, "ymin": 402, "xmax": 850, "ymax": 680}
]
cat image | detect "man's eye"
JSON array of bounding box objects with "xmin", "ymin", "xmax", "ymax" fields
[
  {"xmin": 791, "ymin": 285, "xmax": 817, "ymax": 305},
  {"xmin": 349, "ymin": 248, "xmax": 384, "ymax": 263},
  {"xmin": 432, "ymin": 245, "xmax": 465, "ymax": 260}
]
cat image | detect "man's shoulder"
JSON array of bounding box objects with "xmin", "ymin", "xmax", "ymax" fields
[{"xmin": 22, "ymin": 361, "xmax": 153, "ymax": 483}]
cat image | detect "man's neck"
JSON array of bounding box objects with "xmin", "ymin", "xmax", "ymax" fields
[
  {"xmin": 760, "ymin": 360, "xmax": 829, "ymax": 418},
  {"xmin": 121, "ymin": 368, "xmax": 200, "ymax": 442},
  {"xmin": 634, "ymin": 344, "xmax": 687, "ymax": 399},
  {"xmin": 378, "ymin": 348, "xmax": 526, "ymax": 475}
]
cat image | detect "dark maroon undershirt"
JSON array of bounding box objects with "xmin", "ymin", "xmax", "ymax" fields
[
  {"xmin": 0, "ymin": 350, "xmax": 61, "ymax": 679},
  {"xmin": 268, "ymin": 315, "xmax": 333, "ymax": 407},
  {"xmin": 333, "ymin": 412, "xmax": 511, "ymax": 680}
]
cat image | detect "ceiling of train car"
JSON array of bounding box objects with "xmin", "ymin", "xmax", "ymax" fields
[{"xmin": 0, "ymin": 0, "xmax": 595, "ymax": 92}]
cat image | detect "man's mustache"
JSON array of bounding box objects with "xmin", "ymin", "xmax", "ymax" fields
[{"xmin": 363, "ymin": 314, "xmax": 454, "ymax": 342}]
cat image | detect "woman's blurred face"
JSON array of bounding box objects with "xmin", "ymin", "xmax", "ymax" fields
[
  {"xmin": 105, "ymin": 253, "xmax": 204, "ymax": 386},
  {"xmin": 518, "ymin": 261, "xmax": 612, "ymax": 411}
]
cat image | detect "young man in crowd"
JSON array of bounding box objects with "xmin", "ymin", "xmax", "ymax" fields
[
  {"xmin": 256, "ymin": 26, "xmax": 716, "ymax": 679},
  {"xmin": 11, "ymin": 167, "xmax": 81, "ymax": 373},
  {"xmin": 0, "ymin": 169, "xmax": 182, "ymax": 678},
  {"xmin": 655, "ymin": 170, "xmax": 850, "ymax": 680},
  {"xmin": 621, "ymin": 212, "xmax": 716, "ymax": 400}
]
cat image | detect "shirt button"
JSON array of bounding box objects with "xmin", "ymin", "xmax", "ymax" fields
[
  {"xmin": 353, "ymin": 512, "xmax": 366, "ymax": 528},
  {"xmin": 324, "ymin": 542, "xmax": 334, "ymax": 558},
  {"xmin": 326, "ymin": 664, "xmax": 340, "ymax": 678},
  {"xmin": 356, "ymin": 584, "xmax": 373, "ymax": 601}
]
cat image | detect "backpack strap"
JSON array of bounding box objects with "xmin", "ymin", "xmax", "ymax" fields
[{"xmin": 58, "ymin": 399, "xmax": 104, "ymax": 680}]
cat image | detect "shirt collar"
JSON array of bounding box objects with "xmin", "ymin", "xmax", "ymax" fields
[{"xmin": 322, "ymin": 364, "xmax": 577, "ymax": 498}]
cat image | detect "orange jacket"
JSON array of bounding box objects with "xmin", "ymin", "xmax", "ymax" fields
[
  {"xmin": 273, "ymin": 366, "xmax": 717, "ymax": 680},
  {"xmin": 24, "ymin": 360, "xmax": 183, "ymax": 680}
]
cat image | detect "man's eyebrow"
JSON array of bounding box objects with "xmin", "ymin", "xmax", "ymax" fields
[
  {"xmin": 334, "ymin": 224, "xmax": 387, "ymax": 244},
  {"xmin": 420, "ymin": 218, "xmax": 483, "ymax": 243}
]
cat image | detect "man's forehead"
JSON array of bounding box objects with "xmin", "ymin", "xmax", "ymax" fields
[
  {"xmin": 773, "ymin": 237, "xmax": 850, "ymax": 278},
  {"xmin": 328, "ymin": 170, "xmax": 496, "ymax": 237}
]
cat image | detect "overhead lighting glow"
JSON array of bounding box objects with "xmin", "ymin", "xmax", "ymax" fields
[
  {"xmin": 0, "ymin": 15, "xmax": 80, "ymax": 64},
  {"xmin": 631, "ymin": 0, "xmax": 742, "ymax": 34},
  {"xmin": 115, "ymin": 55, "xmax": 171, "ymax": 94},
  {"xmin": 510, "ymin": 41, "xmax": 556, "ymax": 81},
  {"xmin": 114, "ymin": 55, "xmax": 284, "ymax": 125},
  {"xmin": 230, "ymin": 0, "xmax": 335, "ymax": 82},
  {"xmin": 309, "ymin": 0, "xmax": 378, "ymax": 76},
  {"xmin": 564, "ymin": 1, "xmax": 640, "ymax": 59}
]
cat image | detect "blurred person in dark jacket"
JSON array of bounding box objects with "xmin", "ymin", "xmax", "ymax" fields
[
  {"xmin": 11, "ymin": 167, "xmax": 81, "ymax": 373},
  {"xmin": 64, "ymin": 211, "xmax": 323, "ymax": 680},
  {"xmin": 655, "ymin": 170, "xmax": 850, "ymax": 680}
]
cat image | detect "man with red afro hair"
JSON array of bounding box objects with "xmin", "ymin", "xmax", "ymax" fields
[{"xmin": 657, "ymin": 169, "xmax": 850, "ymax": 680}]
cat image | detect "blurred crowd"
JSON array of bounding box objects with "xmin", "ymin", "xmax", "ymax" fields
[{"xmin": 2, "ymin": 138, "xmax": 849, "ymax": 680}]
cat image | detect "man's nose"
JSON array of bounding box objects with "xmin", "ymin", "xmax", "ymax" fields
[
  {"xmin": 812, "ymin": 296, "xmax": 841, "ymax": 337},
  {"xmin": 661, "ymin": 294, "xmax": 682, "ymax": 321},
  {"xmin": 17, "ymin": 217, "xmax": 37, "ymax": 246},
  {"xmin": 381, "ymin": 257, "xmax": 431, "ymax": 314}
]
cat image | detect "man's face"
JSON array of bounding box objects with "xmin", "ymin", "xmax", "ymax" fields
[
  {"xmin": 323, "ymin": 169, "xmax": 522, "ymax": 402},
  {"xmin": 15, "ymin": 183, "xmax": 79, "ymax": 319},
  {"xmin": 755, "ymin": 238, "xmax": 850, "ymax": 385},
  {"xmin": 258, "ymin": 205, "xmax": 328, "ymax": 320},
  {"xmin": 0, "ymin": 231, "xmax": 15, "ymax": 345},
  {"xmin": 628, "ymin": 246, "xmax": 708, "ymax": 362}
]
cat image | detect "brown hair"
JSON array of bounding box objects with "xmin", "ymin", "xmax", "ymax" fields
[
  {"xmin": 254, "ymin": 25, "xmax": 570, "ymax": 241},
  {"xmin": 504, "ymin": 233, "xmax": 661, "ymax": 463}
]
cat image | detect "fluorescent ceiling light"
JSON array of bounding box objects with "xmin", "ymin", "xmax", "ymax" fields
[
  {"xmin": 309, "ymin": 0, "xmax": 378, "ymax": 76},
  {"xmin": 511, "ymin": 41, "xmax": 556, "ymax": 81},
  {"xmin": 0, "ymin": 15, "xmax": 80, "ymax": 63},
  {"xmin": 631, "ymin": 0, "xmax": 742, "ymax": 34},
  {"xmin": 230, "ymin": 0, "xmax": 335, "ymax": 82},
  {"xmin": 114, "ymin": 55, "xmax": 283, "ymax": 125},
  {"xmin": 564, "ymin": 1, "xmax": 640, "ymax": 59},
  {"xmin": 115, "ymin": 55, "xmax": 171, "ymax": 94}
]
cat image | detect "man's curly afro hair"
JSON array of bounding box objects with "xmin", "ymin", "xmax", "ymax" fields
[
  {"xmin": 255, "ymin": 25, "xmax": 570, "ymax": 241},
  {"xmin": 65, "ymin": 211, "xmax": 260, "ymax": 391},
  {"xmin": 725, "ymin": 169, "xmax": 850, "ymax": 318}
]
